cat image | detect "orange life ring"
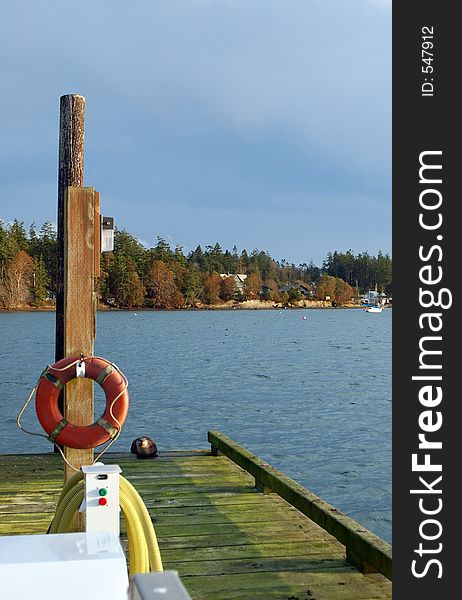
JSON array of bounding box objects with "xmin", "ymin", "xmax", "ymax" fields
[{"xmin": 35, "ymin": 356, "xmax": 129, "ymax": 449}]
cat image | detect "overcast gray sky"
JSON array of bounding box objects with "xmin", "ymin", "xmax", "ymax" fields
[{"xmin": 0, "ymin": 0, "xmax": 391, "ymax": 266}]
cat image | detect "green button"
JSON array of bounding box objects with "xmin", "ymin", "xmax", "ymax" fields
[{"xmin": 99, "ymin": 488, "xmax": 107, "ymax": 496}]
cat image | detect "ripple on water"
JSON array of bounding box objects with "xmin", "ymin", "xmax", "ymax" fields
[{"xmin": 0, "ymin": 308, "xmax": 391, "ymax": 542}]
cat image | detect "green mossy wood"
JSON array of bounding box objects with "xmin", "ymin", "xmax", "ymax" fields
[{"xmin": 0, "ymin": 436, "xmax": 391, "ymax": 600}]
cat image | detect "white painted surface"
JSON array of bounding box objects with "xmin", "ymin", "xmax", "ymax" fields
[{"xmin": 0, "ymin": 531, "xmax": 128, "ymax": 599}]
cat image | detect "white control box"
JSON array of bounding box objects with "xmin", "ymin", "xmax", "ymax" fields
[
  {"xmin": 0, "ymin": 532, "xmax": 128, "ymax": 600},
  {"xmin": 82, "ymin": 464, "xmax": 122, "ymax": 536}
]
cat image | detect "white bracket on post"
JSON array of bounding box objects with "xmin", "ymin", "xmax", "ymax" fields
[
  {"xmin": 82, "ymin": 464, "xmax": 122, "ymax": 536},
  {"xmin": 101, "ymin": 216, "xmax": 115, "ymax": 252}
]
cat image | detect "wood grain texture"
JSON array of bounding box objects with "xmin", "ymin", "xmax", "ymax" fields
[
  {"xmin": 0, "ymin": 447, "xmax": 392, "ymax": 599},
  {"xmin": 63, "ymin": 186, "xmax": 99, "ymax": 479},
  {"xmin": 56, "ymin": 94, "xmax": 85, "ymax": 364},
  {"xmin": 209, "ymin": 430, "xmax": 392, "ymax": 580}
]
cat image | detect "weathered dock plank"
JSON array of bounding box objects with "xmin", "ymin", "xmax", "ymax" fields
[
  {"xmin": 0, "ymin": 445, "xmax": 391, "ymax": 600},
  {"xmin": 209, "ymin": 430, "xmax": 392, "ymax": 580}
]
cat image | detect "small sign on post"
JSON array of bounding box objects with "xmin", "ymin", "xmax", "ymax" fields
[{"xmin": 101, "ymin": 216, "xmax": 115, "ymax": 252}]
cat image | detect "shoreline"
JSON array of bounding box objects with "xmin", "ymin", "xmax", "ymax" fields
[{"xmin": 1, "ymin": 300, "xmax": 391, "ymax": 313}]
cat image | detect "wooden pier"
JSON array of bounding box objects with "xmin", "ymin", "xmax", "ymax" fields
[
  {"xmin": 0, "ymin": 431, "xmax": 391, "ymax": 600},
  {"xmin": 1, "ymin": 96, "xmax": 392, "ymax": 598}
]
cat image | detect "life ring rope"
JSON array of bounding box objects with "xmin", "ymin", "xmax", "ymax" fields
[
  {"xmin": 17, "ymin": 355, "xmax": 129, "ymax": 471},
  {"xmin": 38, "ymin": 358, "xmax": 126, "ymax": 443}
]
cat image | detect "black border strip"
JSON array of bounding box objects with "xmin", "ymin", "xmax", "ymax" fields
[{"xmin": 393, "ymin": 3, "xmax": 458, "ymax": 596}]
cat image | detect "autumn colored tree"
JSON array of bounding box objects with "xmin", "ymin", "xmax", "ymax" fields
[
  {"xmin": 219, "ymin": 276, "xmax": 236, "ymax": 301},
  {"xmin": 244, "ymin": 272, "xmax": 263, "ymax": 299},
  {"xmin": 316, "ymin": 274, "xmax": 337, "ymax": 300},
  {"xmin": 0, "ymin": 218, "xmax": 393, "ymax": 308},
  {"xmin": 147, "ymin": 260, "xmax": 183, "ymax": 309},
  {"xmin": 123, "ymin": 272, "xmax": 146, "ymax": 308},
  {"xmin": 335, "ymin": 278, "xmax": 354, "ymax": 305},
  {"xmin": 0, "ymin": 250, "xmax": 34, "ymax": 308},
  {"xmin": 201, "ymin": 273, "xmax": 222, "ymax": 305},
  {"xmin": 266, "ymin": 278, "xmax": 278, "ymax": 290}
]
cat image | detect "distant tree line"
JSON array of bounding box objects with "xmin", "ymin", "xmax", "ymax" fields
[
  {"xmin": 0, "ymin": 220, "xmax": 55, "ymax": 309},
  {"xmin": 0, "ymin": 220, "xmax": 392, "ymax": 309},
  {"xmin": 323, "ymin": 250, "xmax": 392, "ymax": 295}
]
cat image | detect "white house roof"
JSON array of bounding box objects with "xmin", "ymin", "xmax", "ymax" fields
[{"xmin": 219, "ymin": 273, "xmax": 247, "ymax": 281}]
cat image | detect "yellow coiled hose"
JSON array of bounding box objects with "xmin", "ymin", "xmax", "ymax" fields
[{"xmin": 48, "ymin": 470, "xmax": 163, "ymax": 575}]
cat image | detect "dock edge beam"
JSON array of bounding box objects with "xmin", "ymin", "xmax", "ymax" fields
[{"xmin": 208, "ymin": 430, "xmax": 392, "ymax": 580}]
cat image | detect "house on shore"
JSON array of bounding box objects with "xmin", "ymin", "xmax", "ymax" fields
[
  {"xmin": 279, "ymin": 283, "xmax": 314, "ymax": 298},
  {"xmin": 219, "ymin": 273, "xmax": 247, "ymax": 293}
]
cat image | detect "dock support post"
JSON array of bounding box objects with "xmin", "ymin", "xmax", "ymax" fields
[
  {"xmin": 55, "ymin": 95, "xmax": 99, "ymax": 489},
  {"xmin": 62, "ymin": 186, "xmax": 100, "ymax": 482},
  {"xmin": 56, "ymin": 94, "xmax": 85, "ymax": 366}
]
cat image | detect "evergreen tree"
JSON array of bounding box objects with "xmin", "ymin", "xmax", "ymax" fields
[
  {"xmin": 32, "ymin": 256, "xmax": 50, "ymax": 306},
  {"xmin": 150, "ymin": 237, "xmax": 174, "ymax": 264},
  {"xmin": 8, "ymin": 220, "xmax": 29, "ymax": 254},
  {"xmin": 37, "ymin": 222, "xmax": 57, "ymax": 292},
  {"xmin": 114, "ymin": 230, "xmax": 147, "ymax": 275},
  {"xmin": 0, "ymin": 217, "xmax": 393, "ymax": 308},
  {"xmin": 110, "ymin": 254, "xmax": 146, "ymax": 308},
  {"xmin": 182, "ymin": 268, "xmax": 202, "ymax": 306},
  {"xmin": 187, "ymin": 245, "xmax": 204, "ymax": 270}
]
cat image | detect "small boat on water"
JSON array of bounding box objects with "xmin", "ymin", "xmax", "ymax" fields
[
  {"xmin": 364, "ymin": 284, "xmax": 383, "ymax": 312},
  {"xmin": 365, "ymin": 305, "xmax": 383, "ymax": 313}
]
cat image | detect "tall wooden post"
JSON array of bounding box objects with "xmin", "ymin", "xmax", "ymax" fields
[
  {"xmin": 62, "ymin": 187, "xmax": 99, "ymax": 482},
  {"xmin": 56, "ymin": 95, "xmax": 98, "ymax": 486},
  {"xmin": 56, "ymin": 94, "xmax": 85, "ymax": 364}
]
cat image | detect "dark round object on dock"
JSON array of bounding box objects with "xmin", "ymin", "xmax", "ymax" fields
[{"xmin": 130, "ymin": 436, "xmax": 158, "ymax": 459}]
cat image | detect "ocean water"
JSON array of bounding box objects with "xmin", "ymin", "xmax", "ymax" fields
[{"xmin": 0, "ymin": 308, "xmax": 391, "ymax": 542}]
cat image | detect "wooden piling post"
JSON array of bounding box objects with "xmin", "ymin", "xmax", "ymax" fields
[
  {"xmin": 55, "ymin": 95, "xmax": 99, "ymax": 486},
  {"xmin": 62, "ymin": 187, "xmax": 100, "ymax": 482},
  {"xmin": 56, "ymin": 94, "xmax": 85, "ymax": 365}
]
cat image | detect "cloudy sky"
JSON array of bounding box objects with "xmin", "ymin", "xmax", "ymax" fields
[{"xmin": 0, "ymin": 0, "xmax": 391, "ymax": 266}]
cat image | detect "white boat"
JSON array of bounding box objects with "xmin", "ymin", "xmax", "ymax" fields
[
  {"xmin": 365, "ymin": 305, "xmax": 383, "ymax": 313},
  {"xmin": 364, "ymin": 284, "xmax": 383, "ymax": 312}
]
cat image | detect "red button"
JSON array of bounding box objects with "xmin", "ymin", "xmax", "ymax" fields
[{"xmin": 99, "ymin": 497, "xmax": 107, "ymax": 506}]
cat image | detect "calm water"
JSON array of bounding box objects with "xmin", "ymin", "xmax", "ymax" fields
[{"xmin": 0, "ymin": 309, "xmax": 391, "ymax": 542}]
